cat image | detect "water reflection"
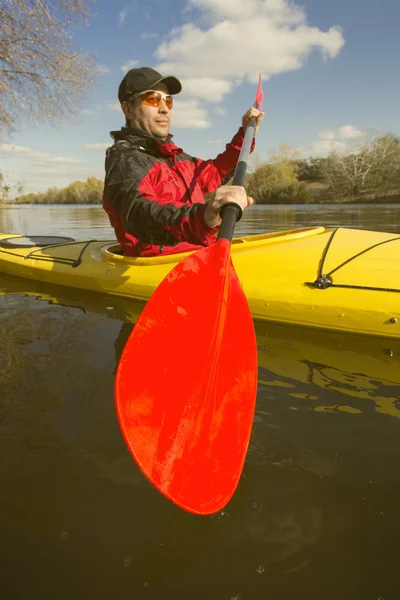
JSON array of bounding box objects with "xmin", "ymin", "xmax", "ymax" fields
[
  {"xmin": 1, "ymin": 274, "xmax": 400, "ymax": 598},
  {"xmin": 245, "ymin": 204, "xmax": 400, "ymax": 236},
  {"xmin": 1, "ymin": 203, "xmax": 400, "ymax": 242},
  {"xmin": 0, "ymin": 204, "xmax": 115, "ymax": 241},
  {"xmin": 256, "ymin": 322, "xmax": 400, "ymax": 419},
  {"xmin": 2, "ymin": 273, "xmax": 400, "ymax": 420}
]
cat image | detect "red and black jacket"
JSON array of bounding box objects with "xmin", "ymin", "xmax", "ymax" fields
[{"xmin": 103, "ymin": 126, "xmax": 253, "ymax": 256}]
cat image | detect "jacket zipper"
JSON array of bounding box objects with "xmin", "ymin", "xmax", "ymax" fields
[
  {"xmin": 167, "ymin": 156, "xmax": 193, "ymax": 202},
  {"xmin": 166, "ymin": 161, "xmax": 180, "ymax": 187}
]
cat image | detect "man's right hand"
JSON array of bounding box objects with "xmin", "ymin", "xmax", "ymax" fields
[{"xmin": 204, "ymin": 186, "xmax": 254, "ymax": 229}]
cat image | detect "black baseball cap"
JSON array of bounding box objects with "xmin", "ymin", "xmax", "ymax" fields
[{"xmin": 118, "ymin": 67, "xmax": 182, "ymax": 103}]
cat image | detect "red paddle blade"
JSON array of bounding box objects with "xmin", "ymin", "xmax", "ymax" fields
[
  {"xmin": 255, "ymin": 74, "xmax": 263, "ymax": 112},
  {"xmin": 115, "ymin": 239, "xmax": 257, "ymax": 515}
]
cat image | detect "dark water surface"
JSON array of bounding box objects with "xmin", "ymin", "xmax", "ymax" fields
[{"xmin": 1, "ymin": 204, "xmax": 400, "ymax": 599}]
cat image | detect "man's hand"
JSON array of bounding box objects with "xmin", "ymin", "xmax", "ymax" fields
[
  {"xmin": 242, "ymin": 107, "xmax": 264, "ymax": 135},
  {"xmin": 204, "ymin": 186, "xmax": 254, "ymax": 229}
]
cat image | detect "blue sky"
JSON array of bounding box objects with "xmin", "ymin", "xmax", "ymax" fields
[{"xmin": 2, "ymin": 0, "xmax": 400, "ymax": 194}]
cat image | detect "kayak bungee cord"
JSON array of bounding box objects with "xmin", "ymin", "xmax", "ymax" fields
[
  {"xmin": 0, "ymin": 239, "xmax": 96, "ymax": 268},
  {"xmin": 307, "ymin": 228, "xmax": 400, "ymax": 293},
  {"xmin": 3, "ymin": 230, "xmax": 400, "ymax": 292}
]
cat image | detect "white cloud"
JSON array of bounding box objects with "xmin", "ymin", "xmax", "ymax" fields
[
  {"xmin": 0, "ymin": 144, "xmax": 84, "ymax": 164},
  {"xmin": 120, "ymin": 59, "xmax": 139, "ymax": 73},
  {"xmin": 80, "ymin": 109, "xmax": 94, "ymax": 116},
  {"xmin": 154, "ymin": 0, "xmax": 345, "ymax": 102},
  {"xmin": 297, "ymin": 125, "xmax": 367, "ymax": 157},
  {"xmin": 187, "ymin": 0, "xmax": 305, "ymax": 23},
  {"xmin": 214, "ymin": 107, "xmax": 226, "ymax": 115},
  {"xmin": 50, "ymin": 156, "xmax": 84, "ymax": 164},
  {"xmin": 337, "ymin": 125, "xmax": 364, "ymax": 139},
  {"xmin": 119, "ymin": 2, "xmax": 137, "ymax": 26},
  {"xmin": 172, "ymin": 100, "xmax": 211, "ymax": 129},
  {"xmin": 141, "ymin": 32, "xmax": 158, "ymax": 40},
  {"xmin": 84, "ymin": 143, "xmax": 110, "ymax": 151},
  {"xmin": 208, "ymin": 139, "xmax": 224, "ymax": 144},
  {"xmin": 1, "ymin": 146, "xmax": 100, "ymax": 195},
  {"xmin": 1, "ymin": 143, "xmax": 34, "ymax": 156},
  {"xmin": 107, "ymin": 102, "xmax": 122, "ymax": 112},
  {"xmin": 32, "ymin": 169, "xmax": 59, "ymax": 175},
  {"xmin": 97, "ymin": 65, "xmax": 110, "ymax": 75},
  {"xmin": 300, "ymin": 139, "xmax": 348, "ymax": 157},
  {"xmin": 317, "ymin": 125, "xmax": 365, "ymax": 142},
  {"xmin": 180, "ymin": 78, "xmax": 233, "ymax": 102},
  {"xmin": 318, "ymin": 130, "xmax": 336, "ymax": 141},
  {"xmin": 119, "ymin": 10, "xmax": 128, "ymax": 25}
]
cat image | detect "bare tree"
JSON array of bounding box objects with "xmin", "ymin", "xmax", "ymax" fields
[
  {"xmin": 322, "ymin": 135, "xmax": 400, "ymax": 199},
  {"xmin": 0, "ymin": 0, "xmax": 97, "ymax": 133}
]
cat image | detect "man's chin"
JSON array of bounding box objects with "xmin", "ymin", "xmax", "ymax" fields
[{"xmin": 153, "ymin": 128, "xmax": 170, "ymax": 140}]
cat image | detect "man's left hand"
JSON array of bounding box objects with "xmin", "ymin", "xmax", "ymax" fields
[{"xmin": 242, "ymin": 107, "xmax": 264, "ymax": 135}]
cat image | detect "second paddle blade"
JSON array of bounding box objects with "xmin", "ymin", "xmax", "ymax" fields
[{"xmin": 115, "ymin": 239, "xmax": 258, "ymax": 515}]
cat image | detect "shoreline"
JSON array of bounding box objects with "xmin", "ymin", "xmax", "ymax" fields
[{"xmin": 3, "ymin": 199, "xmax": 400, "ymax": 207}]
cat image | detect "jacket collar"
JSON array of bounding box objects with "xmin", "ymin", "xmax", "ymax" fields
[{"xmin": 110, "ymin": 127, "xmax": 183, "ymax": 158}]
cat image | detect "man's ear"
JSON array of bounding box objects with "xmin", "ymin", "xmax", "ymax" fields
[
  {"xmin": 121, "ymin": 101, "xmax": 132, "ymax": 127},
  {"xmin": 121, "ymin": 101, "xmax": 129, "ymax": 118}
]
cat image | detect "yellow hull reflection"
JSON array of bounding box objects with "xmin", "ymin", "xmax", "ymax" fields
[{"xmin": 2, "ymin": 272, "xmax": 400, "ymax": 420}]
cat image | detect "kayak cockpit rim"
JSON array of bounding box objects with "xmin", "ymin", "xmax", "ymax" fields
[{"xmin": 100, "ymin": 226, "xmax": 326, "ymax": 266}]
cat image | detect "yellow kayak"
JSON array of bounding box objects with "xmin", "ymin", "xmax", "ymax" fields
[{"xmin": 1, "ymin": 226, "xmax": 400, "ymax": 338}]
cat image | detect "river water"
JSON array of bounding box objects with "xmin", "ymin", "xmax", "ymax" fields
[
  {"xmin": 2, "ymin": 202, "xmax": 400, "ymax": 239},
  {"xmin": 1, "ymin": 204, "xmax": 400, "ymax": 599}
]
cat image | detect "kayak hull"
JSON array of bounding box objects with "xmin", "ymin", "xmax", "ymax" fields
[{"xmin": 1, "ymin": 226, "xmax": 400, "ymax": 338}]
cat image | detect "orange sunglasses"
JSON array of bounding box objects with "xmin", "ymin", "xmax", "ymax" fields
[{"xmin": 134, "ymin": 90, "xmax": 174, "ymax": 110}]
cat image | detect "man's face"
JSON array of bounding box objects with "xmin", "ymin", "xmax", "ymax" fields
[{"xmin": 122, "ymin": 82, "xmax": 172, "ymax": 140}]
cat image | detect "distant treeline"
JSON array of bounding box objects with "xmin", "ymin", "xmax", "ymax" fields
[
  {"xmin": 9, "ymin": 134, "xmax": 400, "ymax": 205},
  {"xmin": 12, "ymin": 177, "xmax": 104, "ymax": 205}
]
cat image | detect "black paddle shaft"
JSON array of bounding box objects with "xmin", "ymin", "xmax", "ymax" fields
[{"xmin": 217, "ymin": 117, "xmax": 256, "ymax": 242}]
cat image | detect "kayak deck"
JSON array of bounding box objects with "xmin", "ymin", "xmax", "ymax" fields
[{"xmin": 1, "ymin": 226, "xmax": 400, "ymax": 338}]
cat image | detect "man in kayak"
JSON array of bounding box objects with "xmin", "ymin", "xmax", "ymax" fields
[{"xmin": 103, "ymin": 67, "xmax": 263, "ymax": 256}]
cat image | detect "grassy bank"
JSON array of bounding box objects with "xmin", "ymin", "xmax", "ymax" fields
[
  {"xmin": 294, "ymin": 182, "xmax": 400, "ymax": 205},
  {"xmin": 8, "ymin": 180, "xmax": 400, "ymax": 206}
]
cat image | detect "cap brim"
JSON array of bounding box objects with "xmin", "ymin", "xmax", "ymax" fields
[{"xmin": 153, "ymin": 75, "xmax": 182, "ymax": 95}]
